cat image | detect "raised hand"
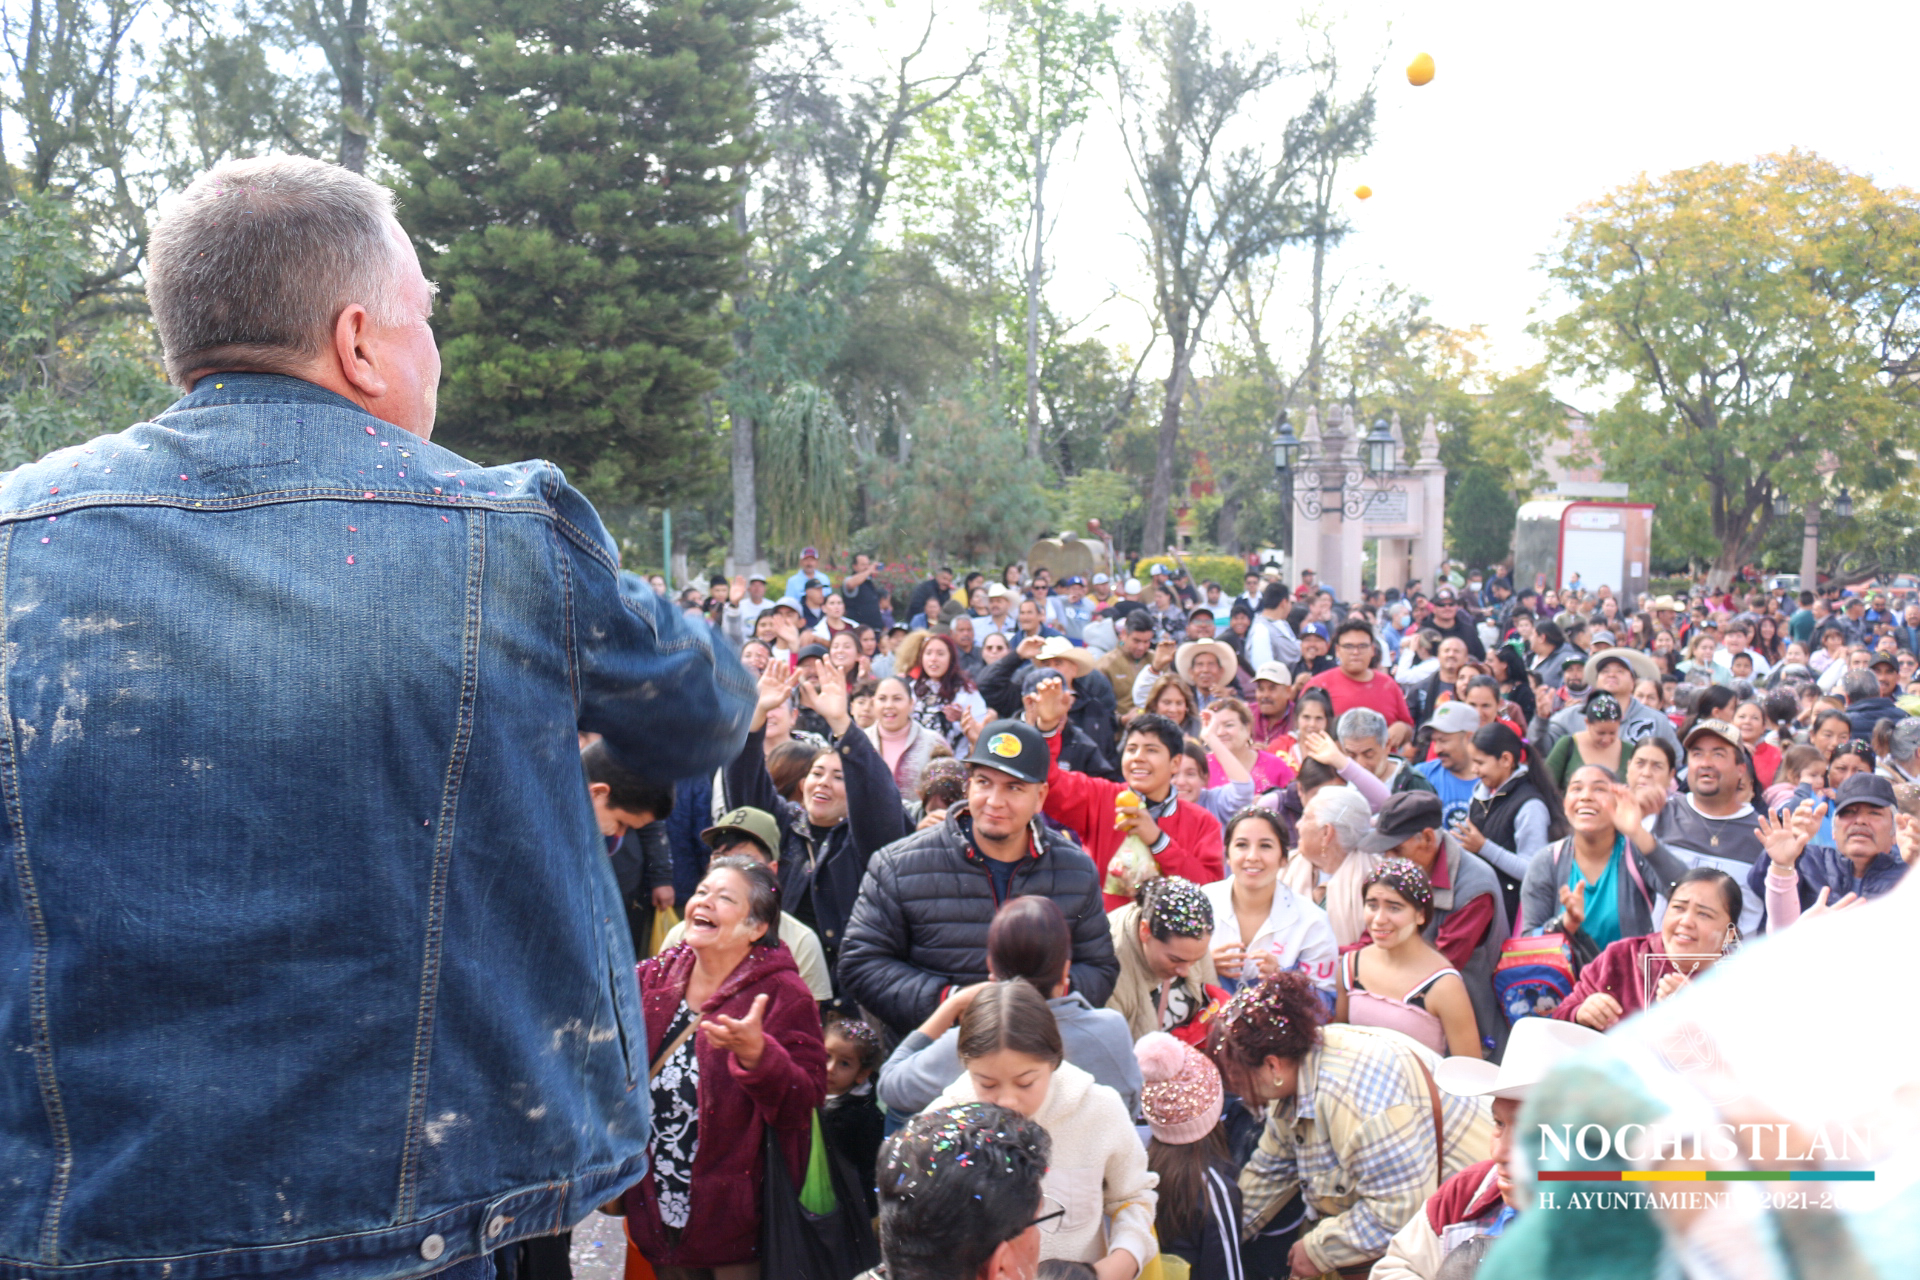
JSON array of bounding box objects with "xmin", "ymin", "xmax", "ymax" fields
[
  {"xmin": 1022, "ymin": 674, "xmax": 1069, "ymax": 733},
  {"xmin": 959, "ymin": 707, "xmax": 983, "ymax": 746},
  {"xmin": 1557, "ymin": 879, "xmax": 1587, "ymax": 935},
  {"xmin": 700, "ymin": 992, "xmax": 768, "ymax": 1071},
  {"xmin": 1016, "ymin": 634, "xmax": 1046, "ymax": 662},
  {"xmin": 1299, "ymin": 729, "xmax": 1349, "ymax": 771},
  {"xmin": 1754, "ymin": 805, "xmax": 1814, "ymax": 870},
  {"xmin": 729, "ymin": 574, "xmax": 748, "ymax": 604},
  {"xmin": 1803, "ymin": 885, "xmax": 1864, "ymax": 922},
  {"xmin": 753, "ymin": 661, "xmax": 801, "ymax": 730},
  {"xmin": 1609, "ymin": 783, "xmax": 1647, "ymax": 837},
  {"xmin": 797, "ymin": 666, "xmax": 850, "ymax": 737},
  {"xmin": 1899, "ymin": 812, "xmax": 1920, "ymax": 864}
]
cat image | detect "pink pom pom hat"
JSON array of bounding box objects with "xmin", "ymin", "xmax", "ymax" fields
[{"xmin": 1134, "ymin": 1031, "xmax": 1223, "ymax": 1145}]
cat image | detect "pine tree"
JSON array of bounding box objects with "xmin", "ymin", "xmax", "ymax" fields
[{"xmin": 384, "ymin": 0, "xmax": 772, "ymax": 503}]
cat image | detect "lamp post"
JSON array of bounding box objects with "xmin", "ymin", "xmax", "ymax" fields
[
  {"xmin": 1776, "ymin": 486, "xmax": 1854, "ymax": 586},
  {"xmin": 1273, "ymin": 406, "xmax": 1406, "ymax": 592}
]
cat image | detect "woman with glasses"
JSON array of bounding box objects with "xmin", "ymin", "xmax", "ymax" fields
[{"xmin": 927, "ymin": 982, "xmax": 1159, "ymax": 1280}]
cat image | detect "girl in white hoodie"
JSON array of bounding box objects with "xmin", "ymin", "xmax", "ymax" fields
[{"xmin": 928, "ymin": 982, "xmax": 1159, "ymax": 1280}]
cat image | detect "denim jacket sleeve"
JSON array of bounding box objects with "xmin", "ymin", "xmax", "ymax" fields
[{"xmin": 555, "ymin": 482, "xmax": 753, "ymax": 776}]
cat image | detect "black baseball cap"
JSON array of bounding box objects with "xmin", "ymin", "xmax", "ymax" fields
[
  {"xmin": 966, "ymin": 718, "xmax": 1050, "ymax": 785},
  {"xmin": 1871, "ymin": 652, "xmax": 1899, "ymax": 671},
  {"xmin": 795, "ymin": 643, "xmax": 830, "ymax": 662},
  {"xmin": 1833, "ymin": 772, "xmax": 1896, "ymax": 815},
  {"xmin": 1356, "ymin": 792, "xmax": 1444, "ymax": 853}
]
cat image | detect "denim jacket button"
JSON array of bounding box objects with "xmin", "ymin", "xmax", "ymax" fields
[
  {"xmin": 419, "ymin": 1234, "xmax": 446, "ymax": 1261},
  {"xmin": 486, "ymin": 1215, "xmax": 509, "ymax": 1238}
]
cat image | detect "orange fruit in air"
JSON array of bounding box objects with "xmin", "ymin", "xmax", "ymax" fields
[
  {"xmin": 1407, "ymin": 52, "xmax": 1435, "ymax": 86},
  {"xmin": 1354, "ymin": 185, "xmax": 1373, "ymax": 200}
]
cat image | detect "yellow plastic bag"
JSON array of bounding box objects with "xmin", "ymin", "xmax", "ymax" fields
[{"xmin": 646, "ymin": 905, "xmax": 680, "ymax": 958}]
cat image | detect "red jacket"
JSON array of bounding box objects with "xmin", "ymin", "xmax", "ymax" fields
[
  {"xmin": 1041, "ymin": 728, "xmax": 1224, "ymax": 909},
  {"xmin": 623, "ymin": 942, "xmax": 826, "ymax": 1269}
]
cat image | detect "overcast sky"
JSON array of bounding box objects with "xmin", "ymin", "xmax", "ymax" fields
[{"xmin": 859, "ymin": 0, "xmax": 1920, "ymax": 408}]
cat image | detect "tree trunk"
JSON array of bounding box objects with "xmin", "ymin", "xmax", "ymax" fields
[
  {"xmin": 727, "ymin": 196, "xmax": 757, "ymax": 569},
  {"xmin": 1306, "ymin": 218, "xmax": 1329, "ymax": 402},
  {"xmin": 335, "ymin": 0, "xmax": 371, "ymax": 173},
  {"xmin": 1024, "ymin": 121, "xmax": 1045, "ymax": 462},
  {"xmin": 1141, "ymin": 344, "xmax": 1192, "ymax": 556}
]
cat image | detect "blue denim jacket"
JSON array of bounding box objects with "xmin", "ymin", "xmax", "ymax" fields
[{"xmin": 0, "ymin": 375, "xmax": 753, "ymax": 1279}]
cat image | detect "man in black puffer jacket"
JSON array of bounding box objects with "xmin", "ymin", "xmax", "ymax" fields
[{"xmin": 838, "ymin": 719, "xmax": 1119, "ymax": 1039}]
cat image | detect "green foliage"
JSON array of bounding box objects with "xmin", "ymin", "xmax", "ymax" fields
[
  {"xmin": 866, "ymin": 384, "xmax": 1048, "ymax": 563},
  {"xmin": 1539, "ymin": 149, "xmax": 1920, "ymax": 586},
  {"xmin": 1445, "ymin": 467, "xmax": 1516, "ymax": 570},
  {"xmin": 759, "ymin": 382, "xmax": 856, "ymax": 556},
  {"xmin": 1050, "ymin": 467, "xmax": 1136, "ymax": 532},
  {"xmin": 0, "ymin": 196, "xmax": 173, "ymax": 467},
  {"xmin": 385, "ymin": 0, "xmax": 775, "ymax": 506}
]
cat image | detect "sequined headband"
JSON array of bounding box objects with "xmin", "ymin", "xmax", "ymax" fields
[
  {"xmin": 1144, "ymin": 876, "xmax": 1213, "ymax": 938},
  {"xmin": 1364, "ymin": 856, "xmax": 1434, "ymax": 914},
  {"xmin": 1584, "ymin": 691, "xmax": 1623, "ymax": 722}
]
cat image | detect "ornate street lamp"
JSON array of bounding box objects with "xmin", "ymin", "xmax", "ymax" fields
[
  {"xmin": 1271, "ymin": 410, "xmax": 1302, "ymax": 477},
  {"xmin": 1772, "ymin": 489, "xmax": 1794, "ymax": 517},
  {"xmin": 1835, "ymin": 488, "xmax": 1854, "ymax": 520},
  {"xmin": 1365, "ymin": 417, "xmax": 1397, "ymax": 476}
]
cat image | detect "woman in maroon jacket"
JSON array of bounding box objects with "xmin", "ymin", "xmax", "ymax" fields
[
  {"xmin": 623, "ymin": 855, "xmax": 827, "ymax": 1278},
  {"xmin": 1549, "ymin": 866, "xmax": 1742, "ymax": 1031}
]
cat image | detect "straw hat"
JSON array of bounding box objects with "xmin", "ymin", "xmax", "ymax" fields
[{"xmin": 1174, "ymin": 639, "xmax": 1238, "ymax": 684}]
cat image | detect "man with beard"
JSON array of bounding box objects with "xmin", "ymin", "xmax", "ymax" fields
[{"xmin": 837, "ymin": 719, "xmax": 1117, "ymax": 1038}]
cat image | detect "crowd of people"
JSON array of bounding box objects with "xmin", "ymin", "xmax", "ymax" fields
[
  {"xmin": 592, "ymin": 551, "xmax": 1920, "ymax": 1280},
  {"xmin": 26, "ymin": 155, "xmax": 1906, "ymax": 1280}
]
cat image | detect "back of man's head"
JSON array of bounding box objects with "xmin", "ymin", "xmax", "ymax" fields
[
  {"xmin": 581, "ymin": 741, "xmax": 675, "ymax": 820},
  {"xmin": 147, "ymin": 156, "xmax": 414, "ymax": 386},
  {"xmin": 1842, "ymin": 669, "xmax": 1880, "ymax": 704},
  {"xmin": 878, "ymin": 1103, "xmax": 1050, "ymax": 1280},
  {"xmin": 1260, "ymin": 581, "xmax": 1289, "ymax": 612}
]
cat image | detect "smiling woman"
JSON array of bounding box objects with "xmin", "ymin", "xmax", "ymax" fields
[{"xmin": 621, "ymin": 856, "xmax": 828, "ymax": 1276}]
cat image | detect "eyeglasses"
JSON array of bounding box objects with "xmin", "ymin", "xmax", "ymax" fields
[{"xmin": 1027, "ymin": 1195, "xmax": 1067, "ymax": 1234}]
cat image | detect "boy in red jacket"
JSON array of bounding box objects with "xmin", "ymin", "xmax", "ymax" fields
[{"xmin": 1023, "ymin": 673, "xmax": 1223, "ymax": 907}]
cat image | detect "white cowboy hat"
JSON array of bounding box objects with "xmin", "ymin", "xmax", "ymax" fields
[
  {"xmin": 1433, "ymin": 1017, "xmax": 1605, "ymax": 1101},
  {"xmin": 1034, "ymin": 635, "xmax": 1099, "ymax": 676},
  {"xmin": 1174, "ymin": 639, "xmax": 1238, "ymax": 685}
]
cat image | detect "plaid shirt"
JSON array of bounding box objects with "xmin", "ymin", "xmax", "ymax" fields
[{"xmin": 1240, "ymin": 1025, "xmax": 1494, "ymax": 1272}]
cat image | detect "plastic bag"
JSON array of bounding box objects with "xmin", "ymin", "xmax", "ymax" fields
[
  {"xmin": 759, "ymin": 1120, "xmax": 879, "ymax": 1280},
  {"xmin": 1103, "ymin": 833, "xmax": 1161, "ymax": 899},
  {"xmin": 646, "ymin": 906, "xmax": 679, "ymax": 959},
  {"xmin": 799, "ymin": 1110, "xmax": 837, "ymax": 1216}
]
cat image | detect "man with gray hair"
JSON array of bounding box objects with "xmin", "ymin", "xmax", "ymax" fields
[
  {"xmin": 1843, "ymin": 666, "xmax": 1902, "ymax": 739},
  {"xmin": 0, "ymin": 156, "xmax": 753, "ymax": 1279},
  {"xmin": 1882, "ymin": 716, "xmax": 1920, "ymax": 784},
  {"xmin": 1335, "ymin": 706, "xmax": 1436, "ymax": 798}
]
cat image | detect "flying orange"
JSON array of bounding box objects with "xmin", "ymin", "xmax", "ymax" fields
[
  {"xmin": 1407, "ymin": 52, "xmax": 1435, "ymax": 86},
  {"xmin": 1354, "ymin": 185, "xmax": 1373, "ymax": 200}
]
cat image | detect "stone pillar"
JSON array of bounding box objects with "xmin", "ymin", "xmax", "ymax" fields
[
  {"xmin": 1290, "ymin": 405, "xmax": 1322, "ymax": 585},
  {"xmin": 1415, "ymin": 414, "xmax": 1448, "ymax": 593},
  {"xmin": 1335, "ymin": 420, "xmax": 1365, "ymax": 603},
  {"xmin": 1799, "ymin": 500, "xmax": 1820, "ymax": 586}
]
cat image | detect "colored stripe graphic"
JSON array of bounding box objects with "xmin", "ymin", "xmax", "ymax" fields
[{"xmin": 1538, "ymin": 1170, "xmax": 1875, "ymax": 1182}]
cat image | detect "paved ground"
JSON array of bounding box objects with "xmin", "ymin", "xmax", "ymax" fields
[{"xmin": 567, "ymin": 1212, "xmax": 627, "ymax": 1280}]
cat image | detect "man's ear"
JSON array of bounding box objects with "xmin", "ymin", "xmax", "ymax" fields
[
  {"xmin": 588, "ymin": 781, "xmax": 610, "ymax": 805},
  {"xmin": 980, "ymin": 1235, "xmax": 1030, "ymax": 1280}
]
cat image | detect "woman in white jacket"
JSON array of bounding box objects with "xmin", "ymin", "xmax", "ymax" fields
[{"xmin": 928, "ymin": 981, "xmax": 1158, "ymax": 1280}]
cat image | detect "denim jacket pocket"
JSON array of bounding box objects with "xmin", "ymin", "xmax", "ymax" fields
[{"xmin": 607, "ymin": 927, "xmax": 644, "ymax": 1090}]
